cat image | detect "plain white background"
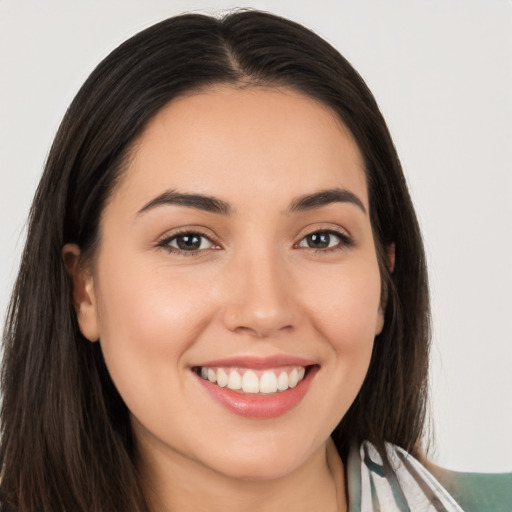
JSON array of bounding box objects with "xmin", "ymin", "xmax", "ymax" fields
[{"xmin": 0, "ymin": 0, "xmax": 511, "ymax": 472}]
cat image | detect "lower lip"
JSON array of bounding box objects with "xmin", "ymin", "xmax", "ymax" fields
[{"xmin": 195, "ymin": 366, "xmax": 319, "ymax": 419}]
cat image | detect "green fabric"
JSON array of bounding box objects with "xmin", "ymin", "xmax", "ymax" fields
[{"xmin": 431, "ymin": 466, "xmax": 512, "ymax": 512}]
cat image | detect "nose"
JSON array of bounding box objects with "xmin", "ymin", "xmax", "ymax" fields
[{"xmin": 222, "ymin": 249, "xmax": 300, "ymax": 338}]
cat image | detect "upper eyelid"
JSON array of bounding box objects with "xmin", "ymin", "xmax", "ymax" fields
[
  {"xmin": 298, "ymin": 229, "xmax": 345, "ymax": 240},
  {"xmin": 295, "ymin": 229, "xmax": 352, "ymax": 249},
  {"xmin": 292, "ymin": 223, "xmax": 352, "ymax": 242},
  {"xmin": 158, "ymin": 226, "xmax": 218, "ymax": 244}
]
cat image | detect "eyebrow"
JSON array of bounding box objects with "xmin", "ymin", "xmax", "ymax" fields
[
  {"xmin": 137, "ymin": 190, "xmax": 233, "ymax": 216},
  {"xmin": 288, "ymin": 188, "xmax": 366, "ymax": 214},
  {"xmin": 136, "ymin": 187, "xmax": 366, "ymax": 217}
]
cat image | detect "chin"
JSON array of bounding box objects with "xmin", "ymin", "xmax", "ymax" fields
[
  {"xmin": 209, "ymin": 455, "xmax": 301, "ymax": 482},
  {"xmin": 197, "ymin": 434, "xmax": 319, "ymax": 482}
]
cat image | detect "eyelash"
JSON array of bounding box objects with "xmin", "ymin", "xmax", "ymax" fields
[
  {"xmin": 295, "ymin": 230, "xmax": 354, "ymax": 253},
  {"xmin": 157, "ymin": 228, "xmax": 354, "ymax": 257},
  {"xmin": 157, "ymin": 228, "xmax": 220, "ymax": 257}
]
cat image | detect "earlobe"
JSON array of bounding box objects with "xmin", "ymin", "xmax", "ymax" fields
[{"xmin": 62, "ymin": 244, "xmax": 100, "ymax": 342}]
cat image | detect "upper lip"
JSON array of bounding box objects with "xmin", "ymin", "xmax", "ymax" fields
[{"xmin": 194, "ymin": 354, "xmax": 317, "ymax": 369}]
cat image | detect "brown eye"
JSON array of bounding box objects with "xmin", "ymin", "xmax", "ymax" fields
[
  {"xmin": 304, "ymin": 232, "xmax": 332, "ymax": 249},
  {"xmin": 298, "ymin": 230, "xmax": 351, "ymax": 251},
  {"xmin": 166, "ymin": 233, "xmax": 215, "ymax": 252}
]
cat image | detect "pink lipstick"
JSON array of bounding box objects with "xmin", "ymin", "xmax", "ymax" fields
[{"xmin": 193, "ymin": 355, "xmax": 319, "ymax": 418}]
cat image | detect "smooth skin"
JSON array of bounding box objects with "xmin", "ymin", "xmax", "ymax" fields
[{"xmin": 64, "ymin": 87, "xmax": 385, "ymax": 512}]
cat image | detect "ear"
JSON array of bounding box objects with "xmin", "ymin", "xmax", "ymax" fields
[
  {"xmin": 375, "ymin": 243, "xmax": 396, "ymax": 335},
  {"xmin": 375, "ymin": 305, "xmax": 385, "ymax": 336},
  {"xmin": 62, "ymin": 244, "xmax": 100, "ymax": 342},
  {"xmin": 387, "ymin": 243, "xmax": 396, "ymax": 273}
]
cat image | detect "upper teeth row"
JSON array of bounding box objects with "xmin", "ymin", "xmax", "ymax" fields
[{"xmin": 200, "ymin": 367, "xmax": 306, "ymax": 394}]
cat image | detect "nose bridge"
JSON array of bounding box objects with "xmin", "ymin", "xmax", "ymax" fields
[{"xmin": 222, "ymin": 241, "xmax": 298, "ymax": 337}]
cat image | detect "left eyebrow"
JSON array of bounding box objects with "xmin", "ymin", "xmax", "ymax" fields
[{"xmin": 287, "ymin": 188, "xmax": 367, "ymax": 214}]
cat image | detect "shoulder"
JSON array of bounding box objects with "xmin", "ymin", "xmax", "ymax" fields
[{"xmin": 428, "ymin": 463, "xmax": 512, "ymax": 512}]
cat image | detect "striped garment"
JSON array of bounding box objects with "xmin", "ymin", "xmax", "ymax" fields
[{"xmin": 346, "ymin": 441, "xmax": 464, "ymax": 512}]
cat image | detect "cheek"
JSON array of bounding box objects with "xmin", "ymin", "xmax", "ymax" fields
[
  {"xmin": 93, "ymin": 257, "xmax": 216, "ymax": 409},
  {"xmin": 303, "ymin": 262, "xmax": 382, "ymax": 348},
  {"xmin": 296, "ymin": 259, "xmax": 381, "ymax": 401}
]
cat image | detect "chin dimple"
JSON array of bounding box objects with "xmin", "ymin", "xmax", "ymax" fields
[{"xmin": 198, "ymin": 366, "xmax": 306, "ymax": 394}]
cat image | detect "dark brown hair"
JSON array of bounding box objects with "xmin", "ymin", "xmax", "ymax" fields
[{"xmin": 0, "ymin": 10, "xmax": 429, "ymax": 512}]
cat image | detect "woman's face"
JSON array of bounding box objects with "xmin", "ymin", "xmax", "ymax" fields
[{"xmin": 74, "ymin": 87, "xmax": 384, "ymax": 480}]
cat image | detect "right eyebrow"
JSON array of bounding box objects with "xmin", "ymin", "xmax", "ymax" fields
[{"xmin": 136, "ymin": 190, "xmax": 233, "ymax": 217}]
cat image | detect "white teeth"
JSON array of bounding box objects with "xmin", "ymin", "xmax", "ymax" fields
[
  {"xmin": 242, "ymin": 370, "xmax": 260, "ymax": 393},
  {"xmin": 289, "ymin": 368, "xmax": 299, "ymax": 388},
  {"xmin": 259, "ymin": 371, "xmax": 278, "ymax": 394},
  {"xmin": 199, "ymin": 366, "xmax": 308, "ymax": 394},
  {"xmin": 227, "ymin": 370, "xmax": 242, "ymax": 390},
  {"xmin": 277, "ymin": 371, "xmax": 289, "ymax": 391},
  {"xmin": 216, "ymin": 368, "xmax": 228, "ymax": 388}
]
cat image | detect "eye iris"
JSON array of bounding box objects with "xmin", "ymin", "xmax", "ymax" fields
[
  {"xmin": 176, "ymin": 234, "xmax": 201, "ymax": 250},
  {"xmin": 307, "ymin": 232, "xmax": 330, "ymax": 249}
]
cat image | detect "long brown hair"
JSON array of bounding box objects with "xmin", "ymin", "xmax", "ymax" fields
[{"xmin": 1, "ymin": 10, "xmax": 430, "ymax": 511}]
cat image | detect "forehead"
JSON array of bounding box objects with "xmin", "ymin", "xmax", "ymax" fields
[{"xmin": 112, "ymin": 86, "xmax": 368, "ymax": 214}]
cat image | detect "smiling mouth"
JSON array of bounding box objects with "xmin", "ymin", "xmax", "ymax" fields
[
  {"xmin": 193, "ymin": 360, "xmax": 319, "ymax": 418},
  {"xmin": 194, "ymin": 365, "xmax": 313, "ymax": 394}
]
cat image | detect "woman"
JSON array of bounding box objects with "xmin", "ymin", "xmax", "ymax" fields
[{"xmin": 0, "ymin": 9, "xmax": 480, "ymax": 512}]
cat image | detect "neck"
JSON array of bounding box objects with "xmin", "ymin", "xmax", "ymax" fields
[{"xmin": 137, "ymin": 438, "xmax": 346, "ymax": 512}]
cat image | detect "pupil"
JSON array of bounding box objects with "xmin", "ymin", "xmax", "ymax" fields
[
  {"xmin": 177, "ymin": 235, "xmax": 201, "ymax": 250},
  {"xmin": 308, "ymin": 232, "xmax": 329, "ymax": 249}
]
